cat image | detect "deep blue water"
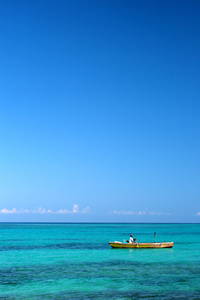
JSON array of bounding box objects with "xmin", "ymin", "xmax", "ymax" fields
[{"xmin": 0, "ymin": 223, "xmax": 200, "ymax": 299}]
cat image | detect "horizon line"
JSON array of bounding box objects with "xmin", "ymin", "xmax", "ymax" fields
[{"xmin": 0, "ymin": 222, "xmax": 199, "ymax": 224}]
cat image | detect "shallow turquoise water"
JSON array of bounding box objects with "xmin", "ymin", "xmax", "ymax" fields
[{"xmin": 0, "ymin": 223, "xmax": 200, "ymax": 299}]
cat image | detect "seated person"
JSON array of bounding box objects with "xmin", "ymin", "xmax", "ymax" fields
[
  {"xmin": 127, "ymin": 234, "xmax": 137, "ymax": 243},
  {"xmin": 127, "ymin": 234, "xmax": 133, "ymax": 243}
]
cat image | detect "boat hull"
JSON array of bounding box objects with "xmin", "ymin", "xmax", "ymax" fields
[{"xmin": 109, "ymin": 242, "xmax": 173, "ymax": 248}]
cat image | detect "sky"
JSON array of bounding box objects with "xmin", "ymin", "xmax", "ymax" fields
[{"xmin": 0, "ymin": 0, "xmax": 200, "ymax": 222}]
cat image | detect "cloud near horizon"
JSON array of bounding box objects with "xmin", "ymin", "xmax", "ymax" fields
[
  {"xmin": 0, "ymin": 208, "xmax": 29, "ymax": 214},
  {"xmin": 0, "ymin": 205, "xmax": 90, "ymax": 214},
  {"xmin": 196, "ymin": 212, "xmax": 200, "ymax": 216},
  {"xmin": 110, "ymin": 210, "xmax": 170, "ymax": 216}
]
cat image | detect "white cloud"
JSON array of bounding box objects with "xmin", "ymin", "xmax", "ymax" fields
[
  {"xmin": 32, "ymin": 205, "xmax": 80, "ymax": 214},
  {"xmin": 0, "ymin": 204, "xmax": 90, "ymax": 215},
  {"xmin": 196, "ymin": 212, "xmax": 200, "ymax": 216},
  {"xmin": 138, "ymin": 211, "xmax": 146, "ymax": 215},
  {"xmin": 81, "ymin": 206, "xmax": 90, "ymax": 213},
  {"xmin": 0, "ymin": 208, "xmax": 29, "ymax": 214},
  {"xmin": 55, "ymin": 204, "xmax": 78, "ymax": 214},
  {"xmin": 112, "ymin": 210, "xmax": 130, "ymax": 215},
  {"xmin": 0, "ymin": 208, "xmax": 17, "ymax": 214},
  {"xmin": 111, "ymin": 210, "xmax": 146, "ymax": 215},
  {"xmin": 55, "ymin": 204, "xmax": 90, "ymax": 214},
  {"xmin": 110, "ymin": 210, "xmax": 170, "ymax": 216},
  {"xmin": 72, "ymin": 204, "xmax": 79, "ymax": 213},
  {"xmin": 32, "ymin": 207, "xmax": 53, "ymax": 214},
  {"xmin": 55, "ymin": 209, "xmax": 70, "ymax": 214}
]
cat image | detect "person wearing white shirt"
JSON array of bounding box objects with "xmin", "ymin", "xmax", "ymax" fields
[{"xmin": 129, "ymin": 234, "xmax": 133, "ymax": 243}]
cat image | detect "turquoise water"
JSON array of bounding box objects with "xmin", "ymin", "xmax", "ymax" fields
[{"xmin": 0, "ymin": 223, "xmax": 200, "ymax": 299}]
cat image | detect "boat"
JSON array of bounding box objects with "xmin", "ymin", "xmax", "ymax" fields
[
  {"xmin": 108, "ymin": 232, "xmax": 173, "ymax": 249},
  {"xmin": 109, "ymin": 241, "xmax": 173, "ymax": 248}
]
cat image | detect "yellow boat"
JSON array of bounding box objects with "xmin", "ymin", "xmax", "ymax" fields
[
  {"xmin": 109, "ymin": 233, "xmax": 173, "ymax": 248},
  {"xmin": 109, "ymin": 241, "xmax": 173, "ymax": 248}
]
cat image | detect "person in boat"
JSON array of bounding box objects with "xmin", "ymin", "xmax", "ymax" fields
[
  {"xmin": 127, "ymin": 234, "xmax": 133, "ymax": 243},
  {"xmin": 129, "ymin": 234, "xmax": 133, "ymax": 243},
  {"xmin": 127, "ymin": 234, "xmax": 137, "ymax": 243}
]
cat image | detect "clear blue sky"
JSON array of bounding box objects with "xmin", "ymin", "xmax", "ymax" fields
[{"xmin": 1, "ymin": 0, "xmax": 200, "ymax": 222}]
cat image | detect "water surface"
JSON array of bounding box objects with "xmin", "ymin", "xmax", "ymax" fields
[{"xmin": 0, "ymin": 223, "xmax": 200, "ymax": 299}]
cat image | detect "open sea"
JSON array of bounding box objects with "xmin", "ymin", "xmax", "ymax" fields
[{"xmin": 0, "ymin": 223, "xmax": 200, "ymax": 299}]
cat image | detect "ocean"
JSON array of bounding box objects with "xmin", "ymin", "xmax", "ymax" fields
[{"xmin": 0, "ymin": 223, "xmax": 200, "ymax": 299}]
